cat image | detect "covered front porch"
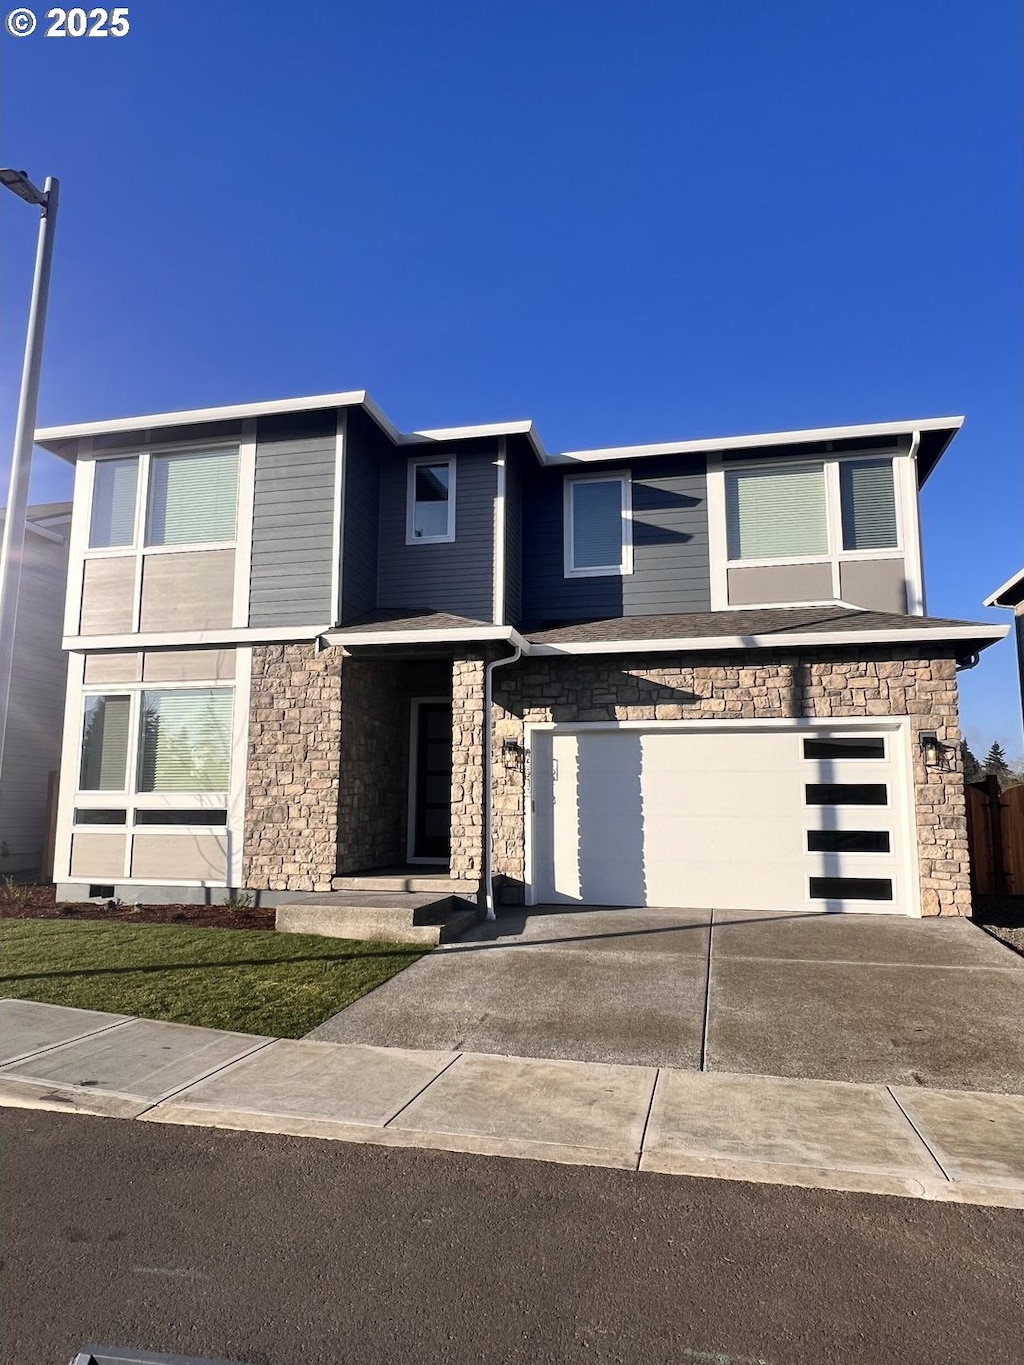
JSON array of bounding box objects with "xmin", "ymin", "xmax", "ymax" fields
[{"xmin": 335, "ymin": 656, "xmax": 456, "ymax": 877}]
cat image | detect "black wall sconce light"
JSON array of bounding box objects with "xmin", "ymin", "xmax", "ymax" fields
[
  {"xmin": 919, "ymin": 730, "xmax": 956, "ymax": 770},
  {"xmin": 500, "ymin": 736, "xmax": 525, "ymax": 765}
]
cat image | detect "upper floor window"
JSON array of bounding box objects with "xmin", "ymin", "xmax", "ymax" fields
[
  {"xmin": 146, "ymin": 450, "xmax": 238, "ymax": 546},
  {"xmin": 89, "ymin": 459, "xmax": 138, "ymax": 548},
  {"xmin": 564, "ymin": 474, "xmax": 633, "ymax": 577},
  {"xmin": 407, "ymin": 458, "xmax": 455, "ymax": 544},
  {"xmin": 839, "ymin": 458, "xmax": 897, "ymax": 550},
  {"xmin": 87, "ymin": 447, "xmax": 239, "ymax": 551},
  {"xmin": 725, "ymin": 457, "xmax": 897, "ymax": 562}
]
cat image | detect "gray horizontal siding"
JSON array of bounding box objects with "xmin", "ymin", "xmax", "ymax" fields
[
  {"xmin": 522, "ymin": 456, "xmax": 710, "ymax": 625},
  {"xmin": 248, "ymin": 413, "xmax": 337, "ymax": 627},
  {"xmin": 376, "ymin": 442, "xmax": 496, "ymax": 621},
  {"xmin": 504, "ymin": 452, "xmax": 524, "ymax": 625},
  {"xmin": 340, "ymin": 408, "xmax": 383, "ymax": 623}
]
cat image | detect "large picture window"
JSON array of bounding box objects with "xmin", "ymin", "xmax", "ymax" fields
[
  {"xmin": 726, "ymin": 464, "xmax": 827, "ymax": 560},
  {"xmin": 138, "ymin": 690, "xmax": 233, "ymax": 791},
  {"xmin": 565, "ymin": 475, "xmax": 632, "ymax": 576},
  {"xmin": 725, "ymin": 457, "xmax": 898, "ymax": 562},
  {"xmin": 146, "ymin": 449, "xmax": 238, "ymax": 546},
  {"xmin": 407, "ymin": 458, "xmax": 455, "ymax": 543},
  {"xmin": 77, "ymin": 688, "xmax": 232, "ymax": 794}
]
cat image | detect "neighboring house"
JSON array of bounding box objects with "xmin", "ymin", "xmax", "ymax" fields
[
  {"xmin": 35, "ymin": 395, "xmax": 1007, "ymax": 917},
  {"xmin": 984, "ymin": 568, "xmax": 1024, "ymax": 728},
  {"xmin": 0, "ymin": 502, "xmax": 72, "ymax": 876}
]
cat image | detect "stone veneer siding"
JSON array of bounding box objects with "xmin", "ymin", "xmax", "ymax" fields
[
  {"xmin": 243, "ymin": 643, "xmax": 343, "ymax": 891},
  {"xmin": 480, "ymin": 648, "xmax": 970, "ymax": 916},
  {"xmin": 450, "ymin": 655, "xmax": 487, "ymax": 883}
]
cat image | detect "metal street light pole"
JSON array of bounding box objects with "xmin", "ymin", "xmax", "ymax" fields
[{"xmin": 0, "ymin": 171, "xmax": 59, "ymax": 782}]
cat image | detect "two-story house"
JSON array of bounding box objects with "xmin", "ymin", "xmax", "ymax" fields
[{"xmin": 35, "ymin": 393, "xmax": 1006, "ymax": 918}]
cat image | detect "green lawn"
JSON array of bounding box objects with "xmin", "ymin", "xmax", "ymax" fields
[{"xmin": 0, "ymin": 919, "xmax": 427, "ymax": 1038}]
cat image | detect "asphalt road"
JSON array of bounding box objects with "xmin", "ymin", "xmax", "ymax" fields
[{"xmin": 2, "ymin": 1110, "xmax": 1021, "ymax": 1365}]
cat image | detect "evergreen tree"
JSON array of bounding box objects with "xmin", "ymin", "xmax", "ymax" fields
[
  {"xmin": 984, "ymin": 741, "xmax": 1010, "ymax": 776},
  {"xmin": 960, "ymin": 741, "xmax": 984, "ymax": 783}
]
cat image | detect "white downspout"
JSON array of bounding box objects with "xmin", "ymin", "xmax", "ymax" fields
[{"xmin": 482, "ymin": 639, "xmax": 524, "ymax": 920}]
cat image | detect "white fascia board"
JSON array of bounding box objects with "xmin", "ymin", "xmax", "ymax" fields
[
  {"xmin": 984, "ymin": 567, "xmax": 1024, "ymax": 608},
  {"xmin": 526, "ymin": 623, "xmax": 1009, "ymax": 656},
  {"xmin": 34, "ymin": 391, "xmax": 370, "ymax": 454},
  {"xmin": 549, "ymin": 415, "xmax": 965, "ymax": 466},
  {"xmin": 323, "ymin": 625, "xmax": 531, "ymax": 649},
  {"xmin": 405, "ymin": 419, "xmax": 548, "ymax": 462},
  {"xmin": 63, "ymin": 625, "xmax": 332, "ymax": 651}
]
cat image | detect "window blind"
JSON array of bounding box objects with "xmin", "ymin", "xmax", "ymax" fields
[
  {"xmin": 79, "ymin": 695, "xmax": 131, "ymax": 790},
  {"xmin": 138, "ymin": 689, "xmax": 232, "ymax": 792},
  {"xmin": 572, "ymin": 479, "xmax": 624, "ymax": 569},
  {"xmin": 726, "ymin": 464, "xmax": 828, "ymax": 559},
  {"xmin": 840, "ymin": 459, "xmax": 897, "ymax": 550},
  {"xmin": 147, "ymin": 450, "xmax": 238, "ymax": 546},
  {"xmin": 90, "ymin": 459, "xmax": 138, "ymax": 548}
]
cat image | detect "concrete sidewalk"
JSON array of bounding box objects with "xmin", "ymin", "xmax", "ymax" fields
[{"xmin": 2, "ymin": 998, "xmax": 1022, "ymax": 1209}]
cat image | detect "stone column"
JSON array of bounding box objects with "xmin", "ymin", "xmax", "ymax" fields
[
  {"xmin": 450, "ymin": 653, "xmax": 486, "ymax": 888},
  {"xmin": 242, "ymin": 643, "xmax": 343, "ymax": 892}
]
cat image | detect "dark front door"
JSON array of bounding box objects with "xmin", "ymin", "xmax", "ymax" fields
[{"xmin": 412, "ymin": 701, "xmax": 452, "ymax": 861}]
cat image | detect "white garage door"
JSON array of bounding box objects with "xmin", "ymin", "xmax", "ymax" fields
[{"xmin": 530, "ymin": 725, "xmax": 913, "ymax": 914}]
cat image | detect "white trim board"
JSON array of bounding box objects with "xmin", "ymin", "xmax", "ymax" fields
[{"xmin": 64, "ymin": 625, "xmax": 332, "ymax": 651}]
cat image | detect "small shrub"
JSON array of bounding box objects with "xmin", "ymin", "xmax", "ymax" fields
[
  {"xmin": 225, "ymin": 888, "xmax": 255, "ymax": 911},
  {"xmin": 1, "ymin": 875, "xmax": 31, "ymax": 909}
]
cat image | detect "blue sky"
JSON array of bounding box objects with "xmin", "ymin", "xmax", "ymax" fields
[{"xmin": 2, "ymin": 0, "xmax": 1021, "ymax": 756}]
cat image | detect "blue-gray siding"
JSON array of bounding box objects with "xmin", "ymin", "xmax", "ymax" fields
[
  {"xmin": 340, "ymin": 408, "xmax": 383, "ymax": 623},
  {"xmin": 521, "ymin": 456, "xmax": 710, "ymax": 625},
  {"xmin": 504, "ymin": 453, "xmax": 524, "ymax": 625},
  {"xmin": 376, "ymin": 443, "xmax": 497, "ymax": 621},
  {"xmin": 249, "ymin": 412, "xmax": 337, "ymax": 627}
]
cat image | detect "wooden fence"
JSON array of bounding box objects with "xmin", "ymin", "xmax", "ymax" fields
[{"xmin": 965, "ymin": 776, "xmax": 1024, "ymax": 896}]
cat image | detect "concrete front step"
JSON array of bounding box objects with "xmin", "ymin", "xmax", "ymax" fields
[
  {"xmin": 276, "ymin": 892, "xmax": 477, "ymax": 947},
  {"xmin": 332, "ymin": 873, "xmax": 477, "ymax": 895}
]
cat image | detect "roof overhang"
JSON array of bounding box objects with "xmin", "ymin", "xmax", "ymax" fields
[
  {"xmin": 984, "ymin": 568, "xmax": 1024, "ymax": 609},
  {"xmin": 34, "ymin": 392, "xmax": 960, "ymax": 480},
  {"xmin": 526, "ymin": 623, "xmax": 1008, "ymax": 660},
  {"xmin": 551, "ymin": 415, "xmax": 964, "ymax": 483}
]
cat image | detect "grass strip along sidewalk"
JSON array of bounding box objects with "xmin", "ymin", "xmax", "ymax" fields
[{"xmin": 0, "ymin": 919, "xmax": 426, "ymax": 1038}]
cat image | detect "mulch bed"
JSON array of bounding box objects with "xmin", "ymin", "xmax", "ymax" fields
[{"xmin": 0, "ymin": 883, "xmax": 274, "ymax": 931}]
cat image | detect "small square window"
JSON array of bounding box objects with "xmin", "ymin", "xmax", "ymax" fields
[
  {"xmin": 407, "ymin": 459, "xmax": 455, "ymax": 543},
  {"xmin": 565, "ymin": 476, "xmax": 632, "ymax": 576}
]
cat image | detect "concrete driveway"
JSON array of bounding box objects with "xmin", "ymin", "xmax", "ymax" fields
[{"xmin": 308, "ymin": 907, "xmax": 1024, "ymax": 1093}]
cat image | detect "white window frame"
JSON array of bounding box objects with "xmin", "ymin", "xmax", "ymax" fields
[
  {"xmin": 406, "ymin": 456, "xmax": 456, "ymax": 545},
  {"xmin": 707, "ymin": 448, "xmax": 914, "ymax": 609},
  {"xmin": 75, "ymin": 681, "xmax": 235, "ymax": 802},
  {"xmin": 70, "ymin": 435, "xmax": 254, "ymax": 639},
  {"xmin": 722, "ymin": 454, "xmax": 903, "ymax": 569},
  {"xmin": 563, "ymin": 473, "xmax": 634, "ymax": 579}
]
